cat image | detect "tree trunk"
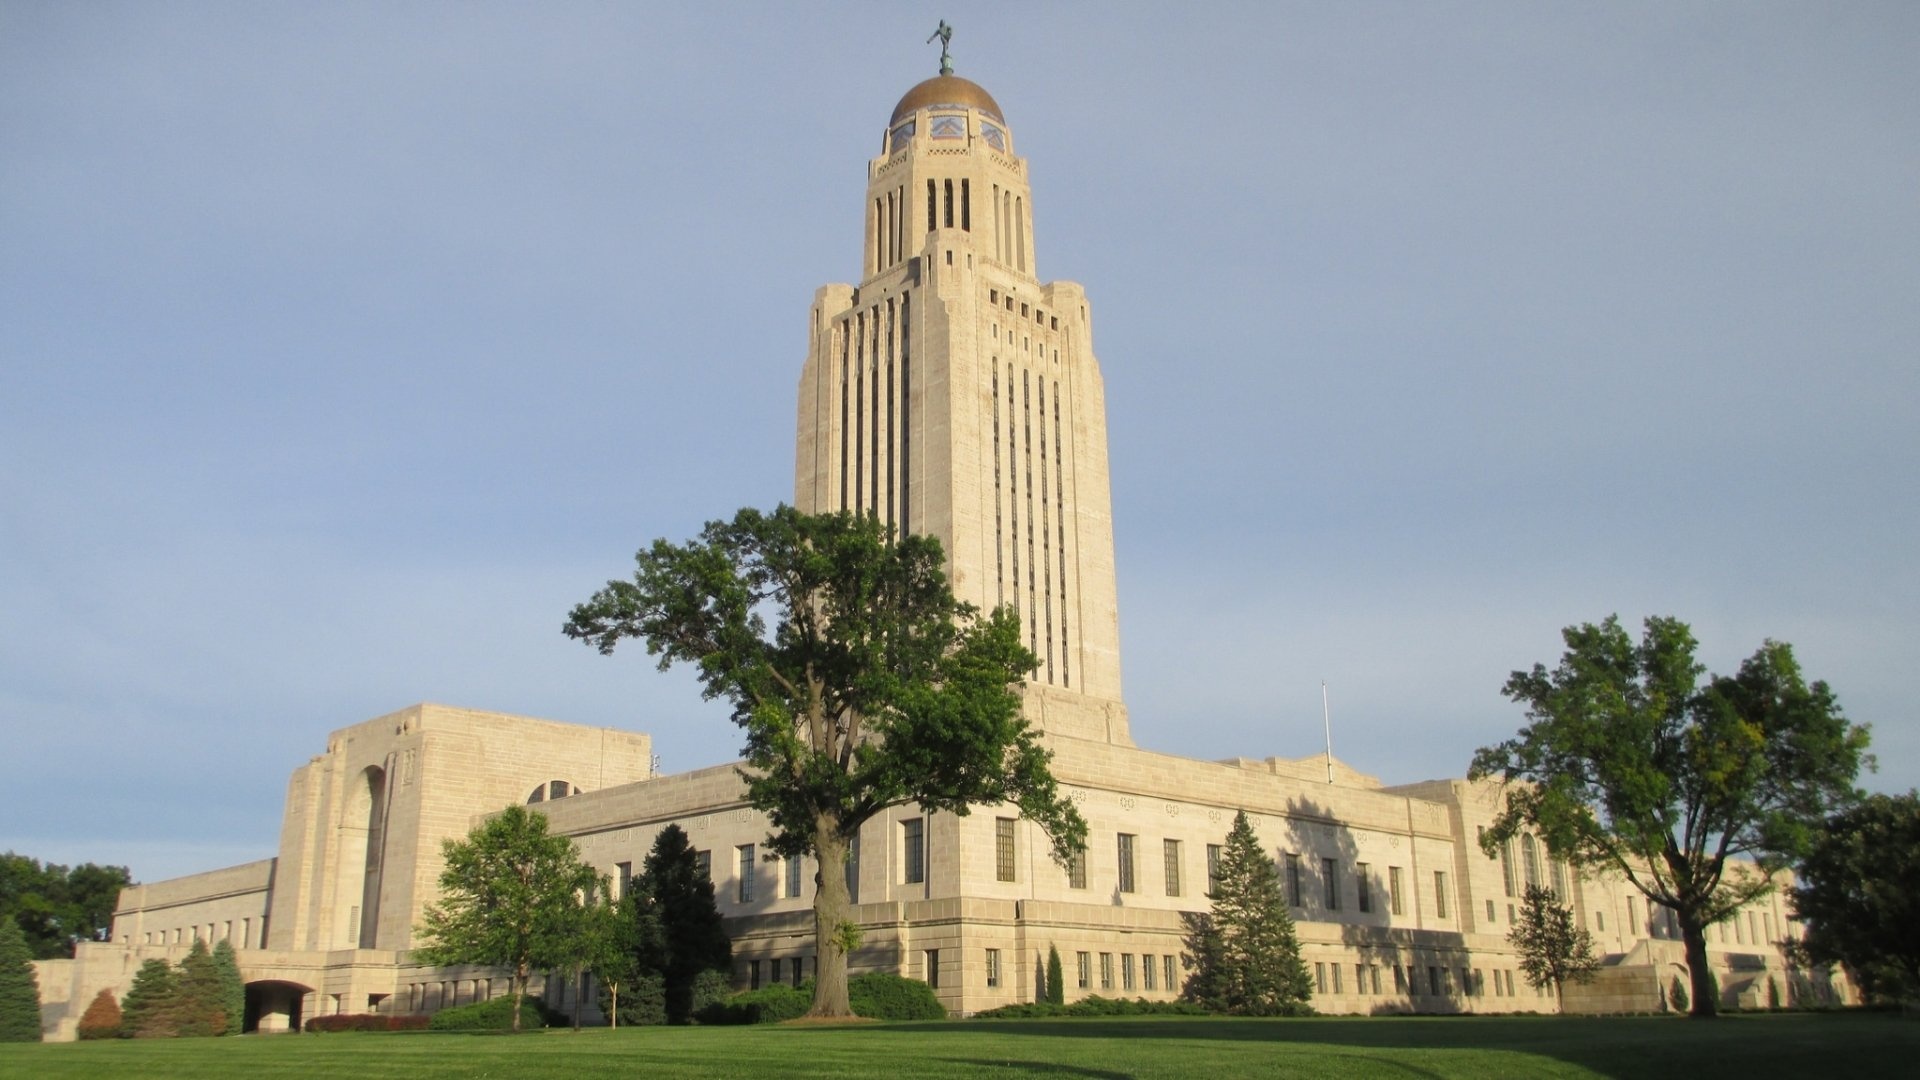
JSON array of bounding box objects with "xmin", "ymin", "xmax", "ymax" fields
[
  {"xmin": 1680, "ymin": 914, "xmax": 1718, "ymax": 1019},
  {"xmin": 808, "ymin": 823, "xmax": 855, "ymax": 1018},
  {"xmin": 512, "ymin": 963, "xmax": 529, "ymax": 1032},
  {"xmin": 610, "ymin": 982, "xmax": 619, "ymax": 1029}
]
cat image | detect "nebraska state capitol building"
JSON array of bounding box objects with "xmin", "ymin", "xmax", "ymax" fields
[{"xmin": 32, "ymin": 61, "xmax": 1828, "ymax": 1038}]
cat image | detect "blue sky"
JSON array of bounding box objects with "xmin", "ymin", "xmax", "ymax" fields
[{"xmin": 4, "ymin": 3, "xmax": 1915, "ymax": 883}]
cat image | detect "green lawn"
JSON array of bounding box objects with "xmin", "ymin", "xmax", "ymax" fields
[{"xmin": 5, "ymin": 1012, "xmax": 1915, "ymax": 1079}]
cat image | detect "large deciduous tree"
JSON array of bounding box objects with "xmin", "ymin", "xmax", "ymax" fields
[
  {"xmin": 1470, "ymin": 615, "xmax": 1869, "ymax": 1018},
  {"xmin": 566, "ymin": 506, "xmax": 1087, "ymax": 1017},
  {"xmin": 1790, "ymin": 791, "xmax": 1920, "ymax": 1003},
  {"xmin": 0, "ymin": 854, "xmax": 131, "ymax": 960},
  {"xmin": 1509, "ymin": 884, "xmax": 1600, "ymax": 1006},
  {"xmin": 414, "ymin": 804, "xmax": 599, "ymax": 1032},
  {"xmin": 1181, "ymin": 810, "xmax": 1313, "ymax": 1016}
]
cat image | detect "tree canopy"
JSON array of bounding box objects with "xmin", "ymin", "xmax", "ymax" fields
[
  {"xmin": 0, "ymin": 853, "xmax": 131, "ymax": 960},
  {"xmin": 1181, "ymin": 810, "xmax": 1313, "ymax": 1016},
  {"xmin": 1791, "ymin": 791, "xmax": 1920, "ymax": 1003},
  {"xmin": 414, "ymin": 804, "xmax": 599, "ymax": 1032},
  {"xmin": 1509, "ymin": 883, "xmax": 1600, "ymax": 1004},
  {"xmin": 567, "ymin": 506, "xmax": 1086, "ymax": 1016},
  {"xmin": 1470, "ymin": 615, "xmax": 1869, "ymax": 1017}
]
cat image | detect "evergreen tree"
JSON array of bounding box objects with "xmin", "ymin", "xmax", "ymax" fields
[
  {"xmin": 119, "ymin": 958, "xmax": 178, "ymax": 1038},
  {"xmin": 631, "ymin": 825, "xmax": 730, "ymax": 1024},
  {"xmin": 76, "ymin": 988, "xmax": 121, "ymax": 1040},
  {"xmin": 173, "ymin": 939, "xmax": 227, "ymax": 1036},
  {"xmin": 0, "ymin": 918, "xmax": 42, "ymax": 1042},
  {"xmin": 1046, "ymin": 944, "xmax": 1065, "ymax": 1006},
  {"xmin": 1509, "ymin": 884, "xmax": 1600, "ymax": 1005},
  {"xmin": 211, "ymin": 939, "xmax": 245, "ymax": 1035},
  {"xmin": 1181, "ymin": 811, "xmax": 1313, "ymax": 1016}
]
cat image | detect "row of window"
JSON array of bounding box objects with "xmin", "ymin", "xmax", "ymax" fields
[
  {"xmin": 136, "ymin": 917, "xmax": 262, "ymax": 949},
  {"xmin": 1313, "ymin": 962, "xmax": 1548, "ymax": 1000}
]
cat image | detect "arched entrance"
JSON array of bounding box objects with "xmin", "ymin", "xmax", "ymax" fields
[{"xmin": 244, "ymin": 980, "xmax": 313, "ymax": 1033}]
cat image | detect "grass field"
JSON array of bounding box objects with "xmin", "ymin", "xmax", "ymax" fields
[{"xmin": 5, "ymin": 1012, "xmax": 1915, "ymax": 1079}]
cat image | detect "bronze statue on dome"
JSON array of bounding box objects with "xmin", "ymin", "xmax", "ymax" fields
[{"xmin": 928, "ymin": 20, "xmax": 954, "ymax": 75}]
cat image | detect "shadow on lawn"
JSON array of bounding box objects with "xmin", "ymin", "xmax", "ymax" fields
[{"xmin": 863, "ymin": 1014, "xmax": 1920, "ymax": 1080}]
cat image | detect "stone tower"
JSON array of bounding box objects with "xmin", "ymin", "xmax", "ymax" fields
[{"xmin": 794, "ymin": 65, "xmax": 1130, "ymax": 745}]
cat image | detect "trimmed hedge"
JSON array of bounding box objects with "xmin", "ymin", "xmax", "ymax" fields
[
  {"xmin": 697, "ymin": 982, "xmax": 812, "ymax": 1025},
  {"xmin": 848, "ymin": 972, "xmax": 945, "ymax": 1020},
  {"xmin": 426, "ymin": 994, "xmax": 564, "ymax": 1031},
  {"xmin": 305, "ymin": 1013, "xmax": 430, "ymax": 1033},
  {"xmin": 972, "ymin": 996, "xmax": 1210, "ymax": 1019}
]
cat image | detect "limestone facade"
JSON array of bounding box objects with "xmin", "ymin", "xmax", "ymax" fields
[{"xmin": 32, "ymin": 65, "xmax": 1845, "ymax": 1039}]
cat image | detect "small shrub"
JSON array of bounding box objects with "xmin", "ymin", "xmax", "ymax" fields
[
  {"xmin": 848, "ymin": 972, "xmax": 945, "ymax": 1020},
  {"xmin": 687, "ymin": 969, "xmax": 732, "ymax": 1022},
  {"xmin": 1767, "ymin": 976, "xmax": 1782, "ymax": 1010},
  {"xmin": 600, "ymin": 971, "xmax": 666, "ymax": 1027},
  {"xmin": 76, "ymin": 989, "xmax": 122, "ymax": 1040},
  {"xmin": 427, "ymin": 994, "xmax": 559, "ymax": 1031},
  {"xmin": 973, "ymin": 996, "xmax": 1210, "ymax": 1020},
  {"xmin": 305, "ymin": 1013, "xmax": 429, "ymax": 1033},
  {"xmin": 1669, "ymin": 975, "xmax": 1690, "ymax": 1013}
]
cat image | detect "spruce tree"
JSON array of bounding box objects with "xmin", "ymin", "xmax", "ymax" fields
[
  {"xmin": 1046, "ymin": 944, "xmax": 1065, "ymax": 1006},
  {"xmin": 120, "ymin": 958, "xmax": 178, "ymax": 1038},
  {"xmin": 1181, "ymin": 810, "xmax": 1313, "ymax": 1016},
  {"xmin": 632, "ymin": 825, "xmax": 730, "ymax": 1024},
  {"xmin": 211, "ymin": 939, "xmax": 245, "ymax": 1035},
  {"xmin": 173, "ymin": 939, "xmax": 228, "ymax": 1036},
  {"xmin": 0, "ymin": 919, "xmax": 42, "ymax": 1042}
]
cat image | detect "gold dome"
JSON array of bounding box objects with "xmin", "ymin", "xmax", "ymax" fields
[{"xmin": 889, "ymin": 74, "xmax": 1003, "ymax": 126}]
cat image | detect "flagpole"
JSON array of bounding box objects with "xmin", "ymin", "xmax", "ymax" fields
[{"xmin": 1322, "ymin": 681, "xmax": 1334, "ymax": 783}]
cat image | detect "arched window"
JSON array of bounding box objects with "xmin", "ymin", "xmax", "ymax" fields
[
  {"xmin": 526, "ymin": 780, "xmax": 580, "ymax": 804},
  {"xmin": 1520, "ymin": 834, "xmax": 1542, "ymax": 890}
]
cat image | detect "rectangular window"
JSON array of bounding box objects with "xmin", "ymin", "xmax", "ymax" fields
[
  {"xmin": 1285, "ymin": 853, "xmax": 1302, "ymax": 907},
  {"xmin": 1206, "ymin": 844, "xmax": 1222, "ymax": 896},
  {"xmin": 925, "ymin": 949, "xmax": 940, "ymax": 989},
  {"xmin": 1356, "ymin": 964, "xmax": 1367, "ymax": 994},
  {"xmin": 1429, "ymin": 965, "xmax": 1442, "ymax": 996},
  {"xmin": 1389, "ymin": 866, "xmax": 1404, "ymax": 916},
  {"xmin": 1068, "ymin": 847, "xmax": 1088, "ymax": 889},
  {"xmin": 1142, "ymin": 953, "xmax": 1156, "ymax": 990},
  {"xmin": 1370, "ymin": 965, "xmax": 1382, "ymax": 995},
  {"xmin": 1099, "ymin": 953, "xmax": 1114, "ymax": 990},
  {"xmin": 1117, "ymin": 834, "xmax": 1136, "ymax": 893},
  {"xmin": 771, "ymin": 958, "xmax": 783, "ymax": 985},
  {"xmin": 1315, "ymin": 962, "xmax": 1327, "ymax": 993},
  {"xmin": 1596, "ymin": 910, "xmax": 1605, "ymax": 932},
  {"xmin": 786, "ymin": 854, "xmax": 804, "ymax": 899},
  {"xmin": 1472, "ymin": 968, "xmax": 1484, "ymax": 997},
  {"xmin": 693, "ymin": 849, "xmax": 710, "ymax": 880},
  {"xmin": 1332, "ymin": 963, "xmax": 1343, "ymax": 993},
  {"xmin": 737, "ymin": 844, "xmax": 755, "ymax": 903},
  {"xmin": 1122, "ymin": 954, "xmax": 1136, "ymax": 991},
  {"xmin": 1501, "ymin": 839, "xmax": 1517, "ymax": 897},
  {"xmin": 1394, "ymin": 964, "xmax": 1407, "ymax": 993},
  {"xmin": 1164, "ymin": 839, "xmax": 1182, "ymax": 897},
  {"xmin": 986, "ymin": 948, "xmax": 1000, "ymax": 988},
  {"xmin": 793, "ymin": 958, "xmax": 805, "ymax": 987},
  {"xmin": 1322, "ymin": 857, "xmax": 1340, "ymax": 910},
  {"xmin": 1077, "ymin": 951, "xmax": 1091, "ymax": 989},
  {"xmin": 1433, "ymin": 871, "xmax": 1449, "ymax": 919},
  {"xmin": 1487, "ymin": 899, "xmax": 1496, "ymax": 922},
  {"xmin": 1164, "ymin": 955, "xmax": 1177, "ymax": 992},
  {"xmin": 996, "ymin": 817, "xmax": 1017, "ymax": 882},
  {"xmin": 903, "ymin": 817, "xmax": 926, "ymax": 884},
  {"xmin": 750, "ymin": 959, "xmax": 761, "ymax": 989},
  {"xmin": 615, "ymin": 862, "xmax": 632, "ymax": 900},
  {"xmin": 1356, "ymin": 862, "xmax": 1372, "ymax": 913}
]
